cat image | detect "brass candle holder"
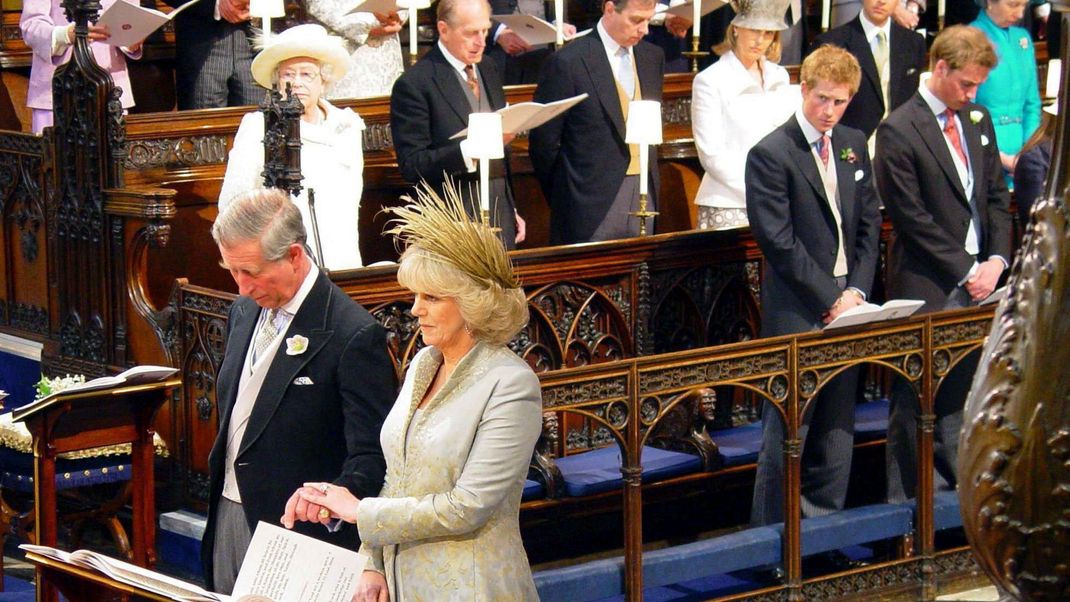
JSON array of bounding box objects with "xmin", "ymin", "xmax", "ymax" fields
[
  {"xmin": 681, "ymin": 36, "xmax": 710, "ymax": 73},
  {"xmin": 629, "ymin": 192, "xmax": 659, "ymax": 236}
]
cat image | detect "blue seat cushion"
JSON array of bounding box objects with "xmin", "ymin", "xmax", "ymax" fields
[
  {"xmin": 642, "ymin": 526, "xmax": 782, "ymax": 588},
  {"xmin": 709, "ymin": 421, "xmax": 763, "ymax": 467},
  {"xmin": 772, "ymin": 503, "xmax": 913, "ymax": 557},
  {"xmin": 854, "ymin": 398, "xmax": 890, "ymax": 442},
  {"xmin": 555, "ymin": 445, "xmax": 703, "ymax": 498},
  {"xmin": 522, "ymin": 478, "xmax": 545, "ymax": 501},
  {"xmin": 0, "ymin": 447, "xmax": 132, "ymax": 493},
  {"xmin": 0, "ymin": 350, "xmax": 41, "ymax": 411},
  {"xmin": 535, "ymin": 555, "xmax": 625, "ymax": 602},
  {"xmin": 594, "ymin": 572, "xmax": 763, "ymax": 601},
  {"xmin": 933, "ymin": 490, "xmax": 963, "ymax": 530}
]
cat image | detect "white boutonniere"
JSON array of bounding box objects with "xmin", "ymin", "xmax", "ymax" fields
[
  {"xmin": 285, "ymin": 335, "xmax": 309, "ymax": 356},
  {"xmin": 969, "ymin": 110, "xmax": 984, "ymax": 124},
  {"xmin": 981, "ymin": 134, "xmax": 990, "ymax": 147}
]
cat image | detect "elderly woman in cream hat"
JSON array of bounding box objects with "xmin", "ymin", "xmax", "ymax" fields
[
  {"xmin": 691, "ymin": 0, "xmax": 799, "ymax": 230},
  {"xmin": 218, "ymin": 24, "xmax": 367, "ymax": 271}
]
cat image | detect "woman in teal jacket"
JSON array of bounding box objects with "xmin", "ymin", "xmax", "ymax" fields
[{"xmin": 972, "ymin": 0, "xmax": 1041, "ymax": 187}]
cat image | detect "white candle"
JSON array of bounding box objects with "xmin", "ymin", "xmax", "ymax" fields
[
  {"xmin": 692, "ymin": 0, "xmax": 700, "ymax": 39},
  {"xmin": 821, "ymin": 0, "xmax": 830, "ymax": 30},
  {"xmin": 409, "ymin": 14, "xmax": 418, "ymax": 57},
  {"xmin": 479, "ymin": 157, "xmax": 490, "ymax": 213},
  {"xmin": 638, "ymin": 145, "xmax": 649, "ymax": 196},
  {"xmin": 555, "ymin": 0, "xmax": 565, "ymax": 44},
  {"xmin": 1047, "ymin": 59, "xmax": 1062, "ymax": 98},
  {"xmin": 938, "ymin": 0, "xmax": 946, "ymax": 25}
]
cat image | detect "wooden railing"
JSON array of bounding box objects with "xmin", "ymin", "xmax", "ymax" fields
[{"xmin": 536, "ymin": 304, "xmax": 994, "ymax": 601}]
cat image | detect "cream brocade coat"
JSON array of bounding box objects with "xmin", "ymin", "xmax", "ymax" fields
[{"xmin": 357, "ymin": 342, "xmax": 542, "ymax": 601}]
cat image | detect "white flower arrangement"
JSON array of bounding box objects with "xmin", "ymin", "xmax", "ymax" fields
[{"xmin": 34, "ymin": 374, "xmax": 86, "ymax": 400}]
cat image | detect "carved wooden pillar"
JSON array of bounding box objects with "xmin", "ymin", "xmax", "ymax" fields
[
  {"xmin": 45, "ymin": 0, "xmax": 126, "ymax": 377},
  {"xmin": 957, "ymin": 9, "xmax": 1070, "ymax": 601}
]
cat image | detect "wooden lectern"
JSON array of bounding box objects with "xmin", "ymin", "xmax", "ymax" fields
[{"xmin": 12, "ymin": 378, "xmax": 180, "ymax": 602}]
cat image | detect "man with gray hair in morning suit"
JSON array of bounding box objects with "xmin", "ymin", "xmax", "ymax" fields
[{"xmin": 202, "ymin": 188, "xmax": 393, "ymax": 593}]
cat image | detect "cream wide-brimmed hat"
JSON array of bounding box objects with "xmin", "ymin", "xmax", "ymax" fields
[
  {"xmin": 730, "ymin": 0, "xmax": 791, "ymax": 31},
  {"xmin": 250, "ymin": 24, "xmax": 350, "ymax": 89}
]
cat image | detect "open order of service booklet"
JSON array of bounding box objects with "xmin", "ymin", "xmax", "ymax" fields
[
  {"xmin": 22, "ymin": 522, "xmax": 366, "ymax": 602},
  {"xmin": 97, "ymin": 0, "xmax": 205, "ymax": 48},
  {"xmin": 823, "ymin": 299, "xmax": 925, "ymax": 330},
  {"xmin": 450, "ymin": 92, "xmax": 588, "ymax": 139}
]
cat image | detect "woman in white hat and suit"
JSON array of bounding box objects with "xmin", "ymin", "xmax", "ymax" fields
[
  {"xmin": 691, "ymin": 0, "xmax": 799, "ymax": 230},
  {"xmin": 218, "ymin": 24, "xmax": 367, "ymax": 271}
]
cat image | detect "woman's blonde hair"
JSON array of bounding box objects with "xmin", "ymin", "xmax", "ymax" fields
[
  {"xmin": 713, "ymin": 24, "xmax": 782, "ymax": 63},
  {"xmin": 397, "ymin": 246, "xmax": 529, "ymax": 345}
]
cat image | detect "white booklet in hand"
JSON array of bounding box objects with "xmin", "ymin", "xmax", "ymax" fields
[
  {"xmin": 21, "ymin": 522, "xmax": 366, "ymax": 602},
  {"xmin": 824, "ymin": 299, "xmax": 925, "ymax": 330},
  {"xmin": 233, "ymin": 522, "xmax": 367, "ymax": 602},
  {"xmin": 97, "ymin": 0, "xmax": 204, "ymax": 48},
  {"xmin": 979, "ymin": 285, "xmax": 1007, "ymax": 306},
  {"xmin": 451, "ymin": 93, "xmax": 588, "ymax": 139},
  {"xmin": 664, "ymin": 0, "xmax": 728, "ymax": 19},
  {"xmin": 345, "ymin": 0, "xmax": 399, "ymax": 15},
  {"xmin": 492, "ymin": 14, "xmax": 577, "ymax": 46}
]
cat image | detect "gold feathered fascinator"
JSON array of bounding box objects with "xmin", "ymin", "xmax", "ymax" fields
[{"xmin": 385, "ymin": 180, "xmax": 520, "ymax": 291}]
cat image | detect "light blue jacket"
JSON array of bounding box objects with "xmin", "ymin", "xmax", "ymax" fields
[{"xmin": 972, "ymin": 10, "xmax": 1041, "ymax": 157}]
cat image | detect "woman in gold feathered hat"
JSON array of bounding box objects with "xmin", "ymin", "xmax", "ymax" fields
[{"xmin": 282, "ymin": 183, "xmax": 542, "ymax": 601}]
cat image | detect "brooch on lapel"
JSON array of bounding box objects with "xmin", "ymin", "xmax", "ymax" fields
[
  {"xmin": 839, "ymin": 147, "xmax": 858, "ymax": 164},
  {"xmin": 1019, "ymin": 36, "xmax": 1028, "ymax": 49},
  {"xmin": 285, "ymin": 335, "xmax": 309, "ymax": 356},
  {"xmin": 969, "ymin": 110, "xmax": 984, "ymax": 124}
]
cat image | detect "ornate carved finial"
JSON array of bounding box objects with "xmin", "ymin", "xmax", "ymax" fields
[
  {"xmin": 260, "ymin": 83, "xmax": 304, "ymax": 197},
  {"xmin": 958, "ymin": 11, "xmax": 1070, "ymax": 602}
]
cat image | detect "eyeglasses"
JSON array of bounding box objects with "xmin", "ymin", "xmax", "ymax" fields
[{"xmin": 278, "ymin": 70, "xmax": 322, "ymax": 84}]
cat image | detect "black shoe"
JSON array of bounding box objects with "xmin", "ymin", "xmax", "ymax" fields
[
  {"xmin": 751, "ymin": 566, "xmax": 785, "ymax": 584},
  {"xmin": 814, "ymin": 550, "xmax": 869, "ymax": 572}
]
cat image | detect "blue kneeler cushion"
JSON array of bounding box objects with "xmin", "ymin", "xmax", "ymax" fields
[{"xmin": 555, "ymin": 445, "xmax": 704, "ymax": 498}]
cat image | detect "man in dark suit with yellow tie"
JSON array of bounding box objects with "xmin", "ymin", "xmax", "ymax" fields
[
  {"xmin": 812, "ymin": 0, "xmax": 927, "ymax": 143},
  {"xmin": 745, "ymin": 45, "xmax": 883, "ymax": 530},
  {"xmin": 529, "ymin": 0, "xmax": 665, "ymax": 245},
  {"xmin": 874, "ymin": 25, "xmax": 1011, "ymax": 502}
]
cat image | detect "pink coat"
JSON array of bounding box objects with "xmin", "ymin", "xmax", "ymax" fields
[{"xmin": 20, "ymin": 0, "xmax": 138, "ymax": 115}]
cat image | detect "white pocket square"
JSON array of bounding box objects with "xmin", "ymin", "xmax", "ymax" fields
[
  {"xmin": 293, "ymin": 376, "xmax": 314, "ymax": 386},
  {"xmin": 981, "ymin": 134, "xmax": 990, "ymax": 146},
  {"xmin": 854, "ymin": 169, "xmax": 864, "ymax": 181}
]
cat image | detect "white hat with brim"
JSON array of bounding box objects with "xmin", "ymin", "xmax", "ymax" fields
[
  {"xmin": 251, "ymin": 24, "xmax": 350, "ymax": 89},
  {"xmin": 730, "ymin": 0, "xmax": 790, "ymax": 31}
]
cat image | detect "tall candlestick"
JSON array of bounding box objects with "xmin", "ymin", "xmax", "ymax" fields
[
  {"xmin": 821, "ymin": 0, "xmax": 830, "ymax": 30},
  {"xmin": 638, "ymin": 144, "xmax": 649, "ymax": 196},
  {"xmin": 479, "ymin": 157, "xmax": 490, "ymax": 213},
  {"xmin": 398, "ymin": 0, "xmax": 430, "ymax": 59},
  {"xmin": 555, "ymin": 0, "xmax": 565, "ymax": 45},
  {"xmin": 692, "ymin": 0, "xmax": 701, "ymax": 39},
  {"xmin": 938, "ymin": 0, "xmax": 946, "ymax": 29},
  {"xmin": 249, "ymin": 0, "xmax": 284, "ymax": 42}
]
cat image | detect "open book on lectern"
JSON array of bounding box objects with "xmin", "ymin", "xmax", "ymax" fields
[
  {"xmin": 450, "ymin": 93, "xmax": 588, "ymax": 139},
  {"xmin": 823, "ymin": 299, "xmax": 925, "ymax": 330},
  {"xmin": 12, "ymin": 364, "xmax": 178, "ymax": 421},
  {"xmin": 22, "ymin": 522, "xmax": 366, "ymax": 602}
]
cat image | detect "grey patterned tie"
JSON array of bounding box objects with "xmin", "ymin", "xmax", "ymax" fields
[
  {"xmin": 252, "ymin": 308, "xmax": 280, "ymax": 365},
  {"xmin": 875, "ymin": 31, "xmax": 890, "ymax": 115},
  {"xmin": 617, "ymin": 47, "xmax": 635, "ymax": 98}
]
